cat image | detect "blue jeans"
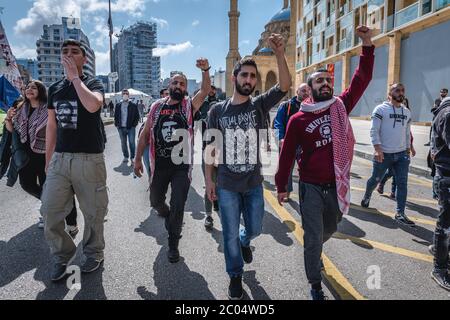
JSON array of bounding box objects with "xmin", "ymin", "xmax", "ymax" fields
[
  {"xmin": 364, "ymin": 151, "xmax": 410, "ymax": 214},
  {"xmin": 217, "ymin": 185, "xmax": 265, "ymax": 277},
  {"xmin": 143, "ymin": 145, "xmax": 150, "ymax": 176},
  {"xmin": 118, "ymin": 127, "xmax": 136, "ymax": 159}
]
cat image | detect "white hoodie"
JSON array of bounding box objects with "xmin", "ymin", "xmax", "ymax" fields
[{"xmin": 370, "ymin": 102, "xmax": 412, "ymax": 153}]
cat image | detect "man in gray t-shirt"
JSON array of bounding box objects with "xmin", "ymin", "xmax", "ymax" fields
[{"xmin": 205, "ymin": 33, "xmax": 291, "ymax": 300}]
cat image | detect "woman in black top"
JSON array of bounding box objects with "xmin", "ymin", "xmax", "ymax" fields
[{"xmin": 5, "ymin": 81, "xmax": 78, "ymax": 236}]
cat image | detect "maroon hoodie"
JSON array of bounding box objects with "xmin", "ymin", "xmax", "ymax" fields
[{"xmin": 275, "ymin": 45, "xmax": 375, "ymax": 192}]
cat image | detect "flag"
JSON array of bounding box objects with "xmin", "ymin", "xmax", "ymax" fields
[
  {"xmin": 0, "ymin": 75, "xmax": 20, "ymax": 112},
  {"xmin": 0, "ymin": 20, "xmax": 23, "ymax": 91}
]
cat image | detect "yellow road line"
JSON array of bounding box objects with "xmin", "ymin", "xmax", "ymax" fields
[
  {"xmin": 349, "ymin": 204, "xmax": 436, "ymax": 226},
  {"xmin": 263, "ymin": 189, "xmax": 366, "ymax": 300},
  {"xmin": 333, "ymin": 232, "xmax": 433, "ymax": 263},
  {"xmin": 352, "ymin": 158, "xmax": 432, "ymax": 188},
  {"xmin": 350, "ymin": 186, "xmax": 437, "ymax": 205},
  {"xmin": 289, "ymin": 194, "xmax": 436, "ymax": 226}
]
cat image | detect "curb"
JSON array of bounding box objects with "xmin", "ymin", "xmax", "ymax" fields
[{"xmin": 354, "ymin": 149, "xmax": 432, "ymax": 180}]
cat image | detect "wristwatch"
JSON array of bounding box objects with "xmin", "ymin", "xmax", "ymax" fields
[{"xmin": 202, "ymin": 66, "xmax": 211, "ymax": 72}]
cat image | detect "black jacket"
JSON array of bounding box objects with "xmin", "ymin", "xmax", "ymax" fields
[
  {"xmin": 0, "ymin": 125, "xmax": 30, "ymax": 186},
  {"xmin": 432, "ymin": 97, "xmax": 450, "ymax": 175},
  {"xmin": 114, "ymin": 101, "xmax": 140, "ymax": 129}
]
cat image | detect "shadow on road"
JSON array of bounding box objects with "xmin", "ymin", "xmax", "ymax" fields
[
  {"xmin": 0, "ymin": 224, "xmax": 106, "ymax": 300},
  {"xmin": 136, "ymin": 212, "xmax": 216, "ymax": 300},
  {"xmin": 348, "ymin": 206, "xmax": 434, "ymax": 245},
  {"xmin": 113, "ymin": 162, "xmax": 134, "ymax": 176}
]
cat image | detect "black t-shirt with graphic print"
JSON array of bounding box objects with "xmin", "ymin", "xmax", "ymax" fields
[
  {"xmin": 47, "ymin": 75, "xmax": 105, "ymax": 153},
  {"xmin": 154, "ymin": 102, "xmax": 189, "ymax": 170}
]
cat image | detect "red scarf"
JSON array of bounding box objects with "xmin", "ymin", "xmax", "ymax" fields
[{"xmin": 301, "ymin": 97, "xmax": 355, "ymax": 214}]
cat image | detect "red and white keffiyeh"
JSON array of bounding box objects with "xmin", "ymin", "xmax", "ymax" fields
[{"xmin": 301, "ymin": 97, "xmax": 355, "ymax": 214}]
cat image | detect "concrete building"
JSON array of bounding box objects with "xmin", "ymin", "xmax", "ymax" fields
[
  {"xmin": 97, "ymin": 75, "xmax": 109, "ymax": 93},
  {"xmin": 16, "ymin": 59, "xmax": 39, "ymax": 82},
  {"xmin": 187, "ymin": 79, "xmax": 200, "ymax": 96},
  {"xmin": 114, "ymin": 22, "xmax": 161, "ymax": 98},
  {"xmin": 213, "ymin": 69, "xmax": 227, "ymax": 92},
  {"xmin": 294, "ymin": 0, "xmax": 450, "ymax": 121},
  {"xmin": 36, "ymin": 17, "xmax": 96, "ymax": 88}
]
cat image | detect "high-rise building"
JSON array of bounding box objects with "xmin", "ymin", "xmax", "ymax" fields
[
  {"xmin": 213, "ymin": 69, "xmax": 226, "ymax": 92},
  {"xmin": 115, "ymin": 21, "xmax": 161, "ymax": 98},
  {"xmin": 294, "ymin": 0, "xmax": 450, "ymax": 121},
  {"xmin": 16, "ymin": 59, "xmax": 39, "ymax": 82},
  {"xmin": 36, "ymin": 17, "xmax": 96, "ymax": 88}
]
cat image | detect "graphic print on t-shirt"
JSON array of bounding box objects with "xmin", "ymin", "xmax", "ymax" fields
[
  {"xmin": 155, "ymin": 104, "xmax": 187, "ymax": 159},
  {"xmin": 305, "ymin": 114, "xmax": 332, "ymax": 148},
  {"xmin": 55, "ymin": 100, "xmax": 78, "ymax": 130},
  {"xmin": 219, "ymin": 109, "xmax": 258, "ymax": 174}
]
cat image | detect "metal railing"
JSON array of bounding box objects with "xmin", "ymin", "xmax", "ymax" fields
[{"xmin": 394, "ymin": 2, "xmax": 419, "ymax": 28}]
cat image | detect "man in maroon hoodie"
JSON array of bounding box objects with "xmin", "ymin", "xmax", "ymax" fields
[{"xmin": 275, "ymin": 26, "xmax": 374, "ymax": 300}]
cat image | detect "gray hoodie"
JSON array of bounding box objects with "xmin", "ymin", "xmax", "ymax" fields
[{"xmin": 370, "ymin": 102, "xmax": 412, "ymax": 153}]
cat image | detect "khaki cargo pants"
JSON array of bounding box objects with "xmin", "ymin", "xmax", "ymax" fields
[{"xmin": 41, "ymin": 153, "xmax": 108, "ymax": 264}]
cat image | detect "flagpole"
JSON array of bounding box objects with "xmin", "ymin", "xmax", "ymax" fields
[{"xmin": 108, "ymin": 0, "xmax": 113, "ymax": 73}]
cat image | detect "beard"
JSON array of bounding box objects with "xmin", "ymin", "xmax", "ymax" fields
[
  {"xmin": 235, "ymin": 80, "xmax": 255, "ymax": 97},
  {"xmin": 392, "ymin": 95, "xmax": 405, "ymax": 103},
  {"xmin": 312, "ymin": 85, "xmax": 334, "ymax": 102},
  {"xmin": 170, "ymin": 88, "xmax": 184, "ymax": 101}
]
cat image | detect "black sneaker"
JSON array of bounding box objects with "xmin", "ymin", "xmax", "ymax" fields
[
  {"xmin": 204, "ymin": 215, "xmax": 214, "ymax": 230},
  {"xmin": 228, "ymin": 276, "xmax": 243, "ymax": 300},
  {"xmin": 156, "ymin": 203, "xmax": 170, "ymax": 218},
  {"xmin": 168, "ymin": 247, "xmax": 180, "ymax": 263},
  {"xmin": 395, "ymin": 213, "xmax": 416, "ymax": 227},
  {"xmin": 241, "ymin": 244, "xmax": 253, "ymax": 264},
  {"xmin": 51, "ymin": 263, "xmax": 68, "ymax": 282},
  {"xmin": 431, "ymin": 270, "xmax": 450, "ymax": 291},
  {"xmin": 81, "ymin": 258, "xmax": 104, "ymax": 273},
  {"xmin": 376, "ymin": 184, "xmax": 384, "ymax": 195},
  {"xmin": 310, "ymin": 289, "xmax": 328, "ymax": 300},
  {"xmin": 361, "ymin": 197, "xmax": 370, "ymax": 208}
]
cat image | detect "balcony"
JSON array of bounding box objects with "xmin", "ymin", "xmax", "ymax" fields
[
  {"xmin": 304, "ymin": 1, "xmax": 314, "ymax": 14},
  {"xmin": 339, "ymin": 2, "xmax": 351, "ymax": 17},
  {"xmin": 367, "ymin": 0, "xmax": 385, "ymax": 13},
  {"xmin": 436, "ymin": 0, "xmax": 450, "ymax": 10},
  {"xmin": 338, "ymin": 38, "xmax": 351, "ymax": 53},
  {"xmin": 394, "ymin": 2, "xmax": 419, "ymax": 28},
  {"xmin": 352, "ymin": 0, "xmax": 365, "ymax": 9}
]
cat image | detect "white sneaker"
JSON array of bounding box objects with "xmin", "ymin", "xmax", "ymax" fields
[{"xmin": 38, "ymin": 217, "xmax": 44, "ymax": 229}]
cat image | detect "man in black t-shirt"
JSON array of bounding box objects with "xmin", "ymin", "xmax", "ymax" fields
[
  {"xmin": 134, "ymin": 59, "xmax": 212, "ymax": 264},
  {"xmin": 41, "ymin": 39, "xmax": 108, "ymax": 282}
]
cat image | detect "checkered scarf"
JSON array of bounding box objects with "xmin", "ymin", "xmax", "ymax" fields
[
  {"xmin": 14, "ymin": 102, "xmax": 47, "ymax": 154},
  {"xmin": 301, "ymin": 97, "xmax": 355, "ymax": 214}
]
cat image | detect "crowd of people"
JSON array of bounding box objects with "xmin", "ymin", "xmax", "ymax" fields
[{"xmin": 1, "ymin": 24, "xmax": 449, "ymax": 300}]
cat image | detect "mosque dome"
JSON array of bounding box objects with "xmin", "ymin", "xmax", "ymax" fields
[{"xmin": 268, "ymin": 7, "xmax": 291, "ymax": 24}]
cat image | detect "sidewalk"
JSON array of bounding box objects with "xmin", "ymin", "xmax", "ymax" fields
[{"xmin": 350, "ymin": 119, "xmax": 432, "ymax": 179}]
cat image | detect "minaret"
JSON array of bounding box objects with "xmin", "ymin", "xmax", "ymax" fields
[{"xmin": 226, "ymin": 0, "xmax": 241, "ymax": 98}]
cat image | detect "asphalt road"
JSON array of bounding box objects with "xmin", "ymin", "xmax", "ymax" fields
[{"xmin": 0, "ymin": 124, "xmax": 447, "ymax": 300}]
